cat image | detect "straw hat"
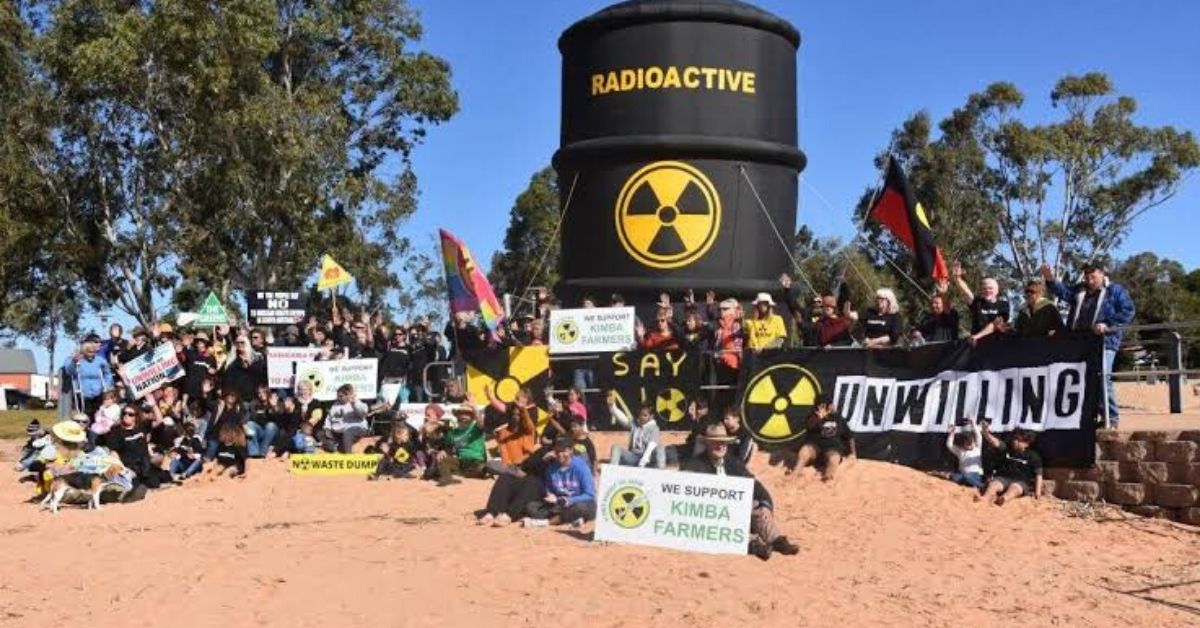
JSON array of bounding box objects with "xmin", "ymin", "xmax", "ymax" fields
[
  {"xmin": 51, "ymin": 420, "xmax": 87, "ymax": 444},
  {"xmin": 754, "ymin": 292, "xmax": 775, "ymax": 306}
]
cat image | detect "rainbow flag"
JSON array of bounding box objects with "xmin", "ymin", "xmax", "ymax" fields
[{"xmin": 439, "ymin": 229, "xmax": 504, "ymax": 339}]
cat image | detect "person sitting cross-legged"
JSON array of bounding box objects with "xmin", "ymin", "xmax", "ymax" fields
[
  {"xmin": 682, "ymin": 424, "xmax": 799, "ymax": 561},
  {"xmin": 609, "ymin": 403, "xmax": 665, "ymax": 469},
  {"xmin": 522, "ymin": 437, "xmax": 596, "ymax": 528}
]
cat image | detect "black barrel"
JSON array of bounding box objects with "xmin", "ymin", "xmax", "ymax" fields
[{"xmin": 554, "ymin": 0, "xmax": 805, "ymax": 302}]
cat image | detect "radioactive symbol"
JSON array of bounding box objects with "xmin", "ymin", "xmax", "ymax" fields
[
  {"xmin": 741, "ymin": 364, "xmax": 821, "ymax": 444},
  {"xmin": 615, "ymin": 161, "xmax": 721, "ymax": 269},
  {"xmin": 554, "ymin": 319, "xmax": 579, "ymax": 345},
  {"xmin": 655, "ymin": 388, "xmax": 688, "ymax": 423},
  {"xmin": 607, "ymin": 485, "xmax": 650, "ymax": 529},
  {"xmin": 298, "ymin": 367, "xmax": 323, "ymax": 394},
  {"xmin": 466, "ymin": 346, "xmax": 550, "ymax": 430}
]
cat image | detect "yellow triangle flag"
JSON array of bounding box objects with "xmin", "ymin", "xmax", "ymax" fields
[{"xmin": 317, "ymin": 254, "xmax": 353, "ymax": 291}]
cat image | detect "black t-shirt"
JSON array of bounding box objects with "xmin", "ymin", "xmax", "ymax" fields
[
  {"xmin": 103, "ymin": 425, "xmax": 151, "ymax": 472},
  {"xmin": 801, "ymin": 412, "xmax": 853, "ymax": 453},
  {"xmin": 996, "ymin": 445, "xmax": 1042, "ymax": 485},
  {"xmin": 184, "ymin": 350, "xmax": 218, "ymax": 398},
  {"xmin": 969, "ymin": 296, "xmax": 1011, "ymax": 334},
  {"xmin": 215, "ymin": 442, "xmax": 247, "ymax": 474},
  {"xmin": 917, "ymin": 310, "xmax": 960, "ymax": 343},
  {"xmin": 863, "ymin": 310, "xmax": 901, "ymax": 343}
]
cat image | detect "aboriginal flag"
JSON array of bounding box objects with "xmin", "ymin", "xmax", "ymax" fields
[{"xmin": 868, "ymin": 157, "xmax": 948, "ymax": 281}]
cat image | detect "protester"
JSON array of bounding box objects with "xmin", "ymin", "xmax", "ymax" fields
[
  {"xmin": 567, "ymin": 414, "xmax": 598, "ymax": 473},
  {"xmin": 976, "ymin": 423, "xmax": 1042, "ymax": 506},
  {"xmin": 291, "ymin": 421, "xmax": 319, "ymax": 455},
  {"xmin": 207, "ymin": 421, "xmax": 248, "ymax": 480},
  {"xmin": 862, "ymin": 289, "xmax": 902, "ymax": 348},
  {"xmin": 487, "ymin": 390, "xmax": 538, "ymax": 477},
  {"xmin": 815, "ymin": 295, "xmax": 855, "ymax": 348},
  {"xmin": 712, "ymin": 298, "xmax": 744, "ymax": 384},
  {"xmin": 222, "ymin": 336, "xmax": 268, "ymax": 402},
  {"xmin": 639, "ymin": 307, "xmax": 681, "ymax": 351},
  {"xmin": 445, "ymin": 404, "xmax": 488, "ymax": 477},
  {"xmin": 747, "ymin": 293, "xmax": 787, "ymax": 351},
  {"xmin": 1043, "ymin": 263, "xmax": 1135, "ymax": 428},
  {"xmin": 63, "ymin": 336, "xmax": 114, "ymax": 417},
  {"xmin": 168, "ymin": 423, "xmax": 205, "ymax": 481},
  {"xmin": 789, "ymin": 395, "xmax": 856, "ymax": 482},
  {"xmin": 945, "ymin": 421, "xmax": 985, "ymax": 490},
  {"xmin": 1014, "ymin": 280, "xmax": 1065, "ymax": 338},
  {"xmin": 609, "ymin": 404, "xmax": 665, "ymax": 469},
  {"xmin": 682, "ymin": 424, "xmax": 799, "ymax": 560},
  {"xmin": 522, "ymin": 437, "xmax": 597, "ymax": 528},
  {"xmin": 952, "ymin": 262, "xmax": 1011, "ymax": 344},
  {"xmin": 15, "ymin": 419, "xmax": 48, "ymax": 473},
  {"xmin": 911, "ymin": 293, "xmax": 960, "ymax": 345},
  {"xmin": 246, "ymin": 385, "xmax": 281, "ymax": 458},
  {"xmin": 367, "ymin": 424, "xmax": 422, "ymax": 480},
  {"xmin": 322, "ymin": 384, "xmax": 370, "ymax": 453}
]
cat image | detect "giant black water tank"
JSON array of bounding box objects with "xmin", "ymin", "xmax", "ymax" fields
[{"xmin": 554, "ymin": 0, "xmax": 805, "ymax": 302}]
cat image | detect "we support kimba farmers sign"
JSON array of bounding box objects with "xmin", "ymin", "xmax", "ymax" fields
[
  {"xmin": 294, "ymin": 358, "xmax": 379, "ymax": 401},
  {"xmin": 124, "ymin": 343, "xmax": 185, "ymax": 399},
  {"xmin": 594, "ymin": 465, "xmax": 753, "ymax": 555},
  {"xmin": 549, "ymin": 306, "xmax": 637, "ymax": 354}
]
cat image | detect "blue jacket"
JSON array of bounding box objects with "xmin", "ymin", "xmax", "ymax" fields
[
  {"xmin": 1048, "ymin": 280, "xmax": 1135, "ymax": 351},
  {"xmin": 544, "ymin": 455, "xmax": 596, "ymax": 506},
  {"xmin": 62, "ymin": 354, "xmax": 113, "ymax": 400}
]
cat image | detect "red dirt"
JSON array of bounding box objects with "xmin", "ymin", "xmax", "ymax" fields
[{"xmin": 1, "ymin": 433, "xmax": 1197, "ymax": 627}]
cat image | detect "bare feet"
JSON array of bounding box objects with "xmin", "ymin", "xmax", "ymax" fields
[
  {"xmin": 493, "ymin": 514, "xmax": 512, "ymax": 527},
  {"xmin": 477, "ymin": 514, "xmax": 494, "ymax": 526},
  {"xmin": 994, "ymin": 495, "xmax": 1006, "ymax": 506},
  {"xmin": 973, "ymin": 494, "xmax": 983, "ymax": 503}
]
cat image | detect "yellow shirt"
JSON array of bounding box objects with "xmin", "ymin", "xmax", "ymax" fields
[{"xmin": 747, "ymin": 314, "xmax": 787, "ymax": 350}]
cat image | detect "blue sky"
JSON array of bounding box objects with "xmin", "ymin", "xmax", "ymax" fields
[{"xmin": 13, "ymin": 0, "xmax": 1200, "ymax": 372}]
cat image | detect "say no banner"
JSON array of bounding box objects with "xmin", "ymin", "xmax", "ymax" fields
[
  {"xmin": 266, "ymin": 347, "xmax": 323, "ymax": 389},
  {"xmin": 594, "ymin": 464, "xmax": 753, "ymax": 555},
  {"xmin": 549, "ymin": 306, "xmax": 637, "ymax": 354}
]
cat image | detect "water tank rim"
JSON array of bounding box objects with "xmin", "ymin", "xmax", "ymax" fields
[
  {"xmin": 554, "ymin": 135, "xmax": 806, "ymax": 171},
  {"xmin": 559, "ymin": 0, "xmax": 801, "ymax": 51}
]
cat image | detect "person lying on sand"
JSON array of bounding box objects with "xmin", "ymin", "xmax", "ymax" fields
[
  {"xmin": 683, "ymin": 424, "xmax": 800, "ymax": 561},
  {"xmin": 787, "ymin": 395, "xmax": 856, "ymax": 482},
  {"xmin": 975, "ymin": 424, "xmax": 1043, "ymax": 506}
]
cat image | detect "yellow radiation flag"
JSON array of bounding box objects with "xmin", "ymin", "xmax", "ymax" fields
[{"xmin": 317, "ymin": 254, "xmax": 353, "ymax": 291}]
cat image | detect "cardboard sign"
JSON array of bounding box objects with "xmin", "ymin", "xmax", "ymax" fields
[
  {"xmin": 597, "ymin": 350, "xmax": 703, "ymax": 430},
  {"xmin": 124, "ymin": 343, "xmax": 186, "ymax": 399},
  {"xmin": 317, "ymin": 255, "xmax": 353, "ymax": 291},
  {"xmin": 266, "ymin": 347, "xmax": 323, "ymax": 389},
  {"xmin": 246, "ymin": 290, "xmax": 305, "ymax": 326},
  {"xmin": 549, "ymin": 306, "xmax": 637, "ymax": 354},
  {"xmin": 594, "ymin": 464, "xmax": 753, "ymax": 555},
  {"xmin": 195, "ymin": 292, "xmax": 231, "ymax": 327},
  {"xmin": 288, "ymin": 453, "xmax": 381, "ymax": 476},
  {"xmin": 294, "ymin": 358, "xmax": 379, "ymax": 401}
]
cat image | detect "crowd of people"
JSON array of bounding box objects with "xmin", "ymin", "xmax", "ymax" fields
[{"xmin": 11, "ymin": 259, "xmax": 1130, "ymax": 560}]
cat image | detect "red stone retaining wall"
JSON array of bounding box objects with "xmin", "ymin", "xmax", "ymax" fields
[{"xmin": 1044, "ymin": 430, "xmax": 1200, "ymax": 525}]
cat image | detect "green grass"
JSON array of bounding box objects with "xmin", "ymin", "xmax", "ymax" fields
[{"xmin": 0, "ymin": 410, "xmax": 58, "ymax": 440}]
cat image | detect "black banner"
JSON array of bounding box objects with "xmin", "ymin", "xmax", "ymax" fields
[
  {"xmin": 738, "ymin": 336, "xmax": 1103, "ymax": 468},
  {"xmin": 246, "ymin": 290, "xmax": 305, "ymax": 326},
  {"xmin": 594, "ymin": 350, "xmax": 703, "ymax": 431}
]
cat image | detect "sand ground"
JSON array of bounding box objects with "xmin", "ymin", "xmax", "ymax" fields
[{"xmin": 2, "ymin": 399, "xmax": 1198, "ymax": 627}]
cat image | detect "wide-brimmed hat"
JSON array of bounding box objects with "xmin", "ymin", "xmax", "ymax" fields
[
  {"xmin": 754, "ymin": 292, "xmax": 775, "ymax": 306},
  {"xmin": 51, "ymin": 420, "xmax": 87, "ymax": 444},
  {"xmin": 701, "ymin": 423, "xmax": 737, "ymax": 443}
]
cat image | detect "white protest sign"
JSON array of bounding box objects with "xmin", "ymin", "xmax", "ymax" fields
[
  {"xmin": 267, "ymin": 347, "xmax": 322, "ymax": 389},
  {"xmin": 124, "ymin": 343, "xmax": 186, "ymax": 399},
  {"xmin": 294, "ymin": 358, "xmax": 379, "ymax": 401},
  {"xmin": 549, "ymin": 306, "xmax": 637, "ymax": 354},
  {"xmin": 594, "ymin": 464, "xmax": 753, "ymax": 555}
]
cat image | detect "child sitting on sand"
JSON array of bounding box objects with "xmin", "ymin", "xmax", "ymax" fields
[
  {"xmin": 945, "ymin": 420, "xmax": 985, "ymax": 489},
  {"xmin": 367, "ymin": 423, "xmax": 423, "ymax": 480},
  {"xmin": 976, "ymin": 424, "xmax": 1043, "ymax": 506},
  {"xmin": 292, "ymin": 421, "xmax": 319, "ymax": 454},
  {"xmin": 169, "ymin": 422, "xmax": 205, "ymax": 481},
  {"xmin": 207, "ymin": 422, "xmax": 248, "ymax": 480}
]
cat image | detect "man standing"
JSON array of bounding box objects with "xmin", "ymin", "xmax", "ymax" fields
[
  {"xmin": 62, "ymin": 335, "xmax": 113, "ymax": 418},
  {"xmin": 682, "ymin": 424, "xmax": 799, "ymax": 561},
  {"xmin": 1042, "ymin": 263, "xmax": 1135, "ymax": 428}
]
